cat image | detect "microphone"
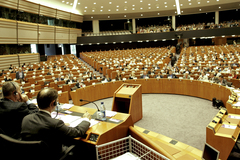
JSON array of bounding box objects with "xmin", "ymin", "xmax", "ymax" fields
[{"xmin": 80, "ymin": 99, "xmax": 100, "ymax": 111}]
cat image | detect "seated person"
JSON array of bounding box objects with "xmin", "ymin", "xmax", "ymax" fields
[
  {"xmin": 129, "ymin": 72, "xmax": 136, "ymax": 79},
  {"xmin": 21, "ymin": 88, "xmax": 90, "ymax": 159},
  {"xmin": 167, "ymin": 70, "xmax": 178, "ymax": 79},
  {"xmin": 9, "ymin": 64, "xmax": 13, "ymax": 70},
  {"xmin": 183, "ymin": 71, "xmax": 191, "ymax": 79},
  {"xmin": 65, "ymin": 76, "xmax": 75, "ymax": 84},
  {"xmin": 55, "ymin": 74, "xmax": 64, "ymax": 81},
  {"xmin": 0, "ymin": 82, "xmax": 38, "ymax": 138},
  {"xmin": 198, "ymin": 72, "xmax": 208, "ymax": 81},
  {"xmin": 229, "ymin": 70, "xmax": 238, "ymax": 79},
  {"xmin": 102, "ymin": 74, "xmax": 111, "ymax": 82},
  {"xmin": 115, "ymin": 72, "xmax": 122, "ymax": 81},
  {"xmin": 89, "ymin": 73, "xmax": 96, "ymax": 80},
  {"xmin": 155, "ymin": 71, "xmax": 163, "ymax": 78},
  {"xmin": 4, "ymin": 75, "xmax": 12, "ymax": 81},
  {"xmin": 140, "ymin": 71, "xmax": 149, "ymax": 79},
  {"xmin": 208, "ymin": 72, "xmax": 219, "ymax": 83},
  {"xmin": 217, "ymin": 75, "xmax": 228, "ymax": 86},
  {"xmin": 47, "ymin": 70, "xmax": 53, "ymax": 75},
  {"xmin": 147, "ymin": 68, "xmax": 155, "ymax": 75},
  {"xmin": 75, "ymin": 79, "xmax": 85, "ymax": 88}
]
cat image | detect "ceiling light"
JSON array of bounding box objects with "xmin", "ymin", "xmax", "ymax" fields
[
  {"xmin": 92, "ymin": 10, "xmax": 95, "ymax": 12},
  {"xmin": 105, "ymin": 42, "xmax": 108, "ymax": 44},
  {"xmin": 132, "ymin": 8, "xmax": 135, "ymax": 10},
  {"xmin": 216, "ymin": 0, "xmax": 219, "ymax": 1},
  {"xmin": 154, "ymin": 40, "xmax": 157, "ymax": 42},
  {"xmin": 66, "ymin": 2, "xmax": 69, "ymax": 4},
  {"xmin": 101, "ymin": 6, "xmax": 103, "ymax": 8},
  {"xmin": 164, "ymin": 2, "xmax": 167, "ymax": 4},
  {"xmin": 121, "ymin": 41, "xmax": 124, "ymax": 43},
  {"xmin": 78, "ymin": 3, "xmax": 80, "ymax": 4},
  {"xmin": 175, "ymin": 0, "xmax": 181, "ymax": 15},
  {"xmin": 100, "ymin": 10, "xmax": 103, "ymax": 12},
  {"xmin": 84, "ymin": 10, "xmax": 86, "ymax": 12},
  {"xmin": 232, "ymin": 35, "xmax": 236, "ymax": 37},
  {"xmin": 222, "ymin": 35, "xmax": 225, "ymax": 37},
  {"xmin": 192, "ymin": 37, "xmax": 196, "ymax": 39},
  {"xmin": 97, "ymin": 43, "xmax": 100, "ymax": 45},
  {"xmin": 89, "ymin": 43, "xmax": 92, "ymax": 45},
  {"xmin": 93, "ymin": 2, "xmax": 96, "ymax": 4},
  {"xmin": 108, "ymin": 9, "xmax": 111, "ymax": 11},
  {"xmin": 148, "ymin": 7, "xmax": 151, "ymax": 9},
  {"xmin": 180, "ymin": 4, "xmax": 183, "ymax": 6},
  {"xmin": 116, "ymin": 9, "xmax": 119, "ymax": 11},
  {"xmin": 70, "ymin": 3, "xmax": 73, "ymax": 5},
  {"xmin": 124, "ymin": 8, "xmax": 127, "ymax": 10},
  {"xmin": 141, "ymin": 14, "xmax": 143, "ymax": 16},
  {"xmin": 199, "ymin": 9, "xmax": 201, "ymax": 11},
  {"xmin": 129, "ymin": 41, "xmax": 132, "ymax": 43},
  {"xmin": 156, "ymin": 0, "xmax": 158, "ymax": 1},
  {"xmin": 172, "ymin": 39, "xmax": 175, "ymax": 40},
  {"xmin": 113, "ymin": 42, "xmax": 116, "ymax": 44},
  {"xmin": 140, "ymin": 7, "xmax": 143, "ymax": 9},
  {"xmin": 80, "ymin": 44, "xmax": 83, "ymax": 46},
  {"xmin": 188, "ymin": 0, "xmax": 191, "ymax": 1},
  {"xmin": 109, "ymin": 2, "xmax": 112, "ymax": 4},
  {"xmin": 162, "ymin": 39, "xmax": 166, "ymax": 41},
  {"xmin": 125, "ymin": 1, "xmax": 127, "ymax": 3},
  {"xmin": 181, "ymin": 11, "xmax": 183, "ymax": 13},
  {"xmin": 219, "ymin": 6, "xmax": 221, "ymax": 8},
  {"xmin": 132, "ymin": 5, "xmax": 135, "ymax": 7},
  {"xmin": 117, "ymin": 5, "xmax": 119, "ymax": 7},
  {"xmin": 207, "ymin": 1, "xmax": 210, "ymax": 3},
  {"xmin": 62, "ymin": 1, "xmax": 65, "ymax": 2},
  {"xmin": 175, "ymin": 11, "xmax": 177, "ymax": 13},
  {"xmin": 140, "ymin": 0, "xmax": 142, "ymax": 2},
  {"xmin": 148, "ymin": 4, "xmax": 151, "ymax": 6},
  {"xmin": 173, "ymin": 5, "xmax": 176, "ymax": 7},
  {"xmin": 124, "ymin": 15, "xmax": 126, "ymax": 17},
  {"xmin": 91, "ymin": 17, "xmax": 93, "ymax": 18},
  {"xmin": 165, "ymin": 5, "xmax": 167, "ymax": 7},
  {"xmin": 85, "ymin": 6, "xmax": 87, "ymax": 9},
  {"xmin": 108, "ymin": 16, "xmax": 110, "ymax": 18},
  {"xmin": 146, "ymin": 40, "xmax": 149, "ymax": 42},
  {"xmin": 158, "ymin": 13, "xmax": 160, "ymax": 15},
  {"xmin": 189, "ymin": 3, "xmax": 191, "ymax": 5},
  {"xmin": 198, "ymin": 2, "xmax": 200, "ymax": 4}
]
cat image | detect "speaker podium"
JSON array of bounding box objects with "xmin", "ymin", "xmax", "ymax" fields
[{"xmin": 112, "ymin": 83, "xmax": 142, "ymax": 123}]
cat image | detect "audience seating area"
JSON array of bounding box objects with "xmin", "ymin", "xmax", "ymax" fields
[{"xmin": 83, "ymin": 30, "xmax": 131, "ymax": 36}]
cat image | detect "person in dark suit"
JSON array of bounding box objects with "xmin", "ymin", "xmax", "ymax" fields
[
  {"xmin": 102, "ymin": 74, "xmax": 111, "ymax": 82},
  {"xmin": 167, "ymin": 70, "xmax": 178, "ymax": 79},
  {"xmin": 170, "ymin": 53, "xmax": 177, "ymax": 67},
  {"xmin": 217, "ymin": 75, "xmax": 228, "ymax": 86},
  {"xmin": 28, "ymin": 66, "xmax": 34, "ymax": 71},
  {"xmin": 65, "ymin": 76, "xmax": 75, "ymax": 84},
  {"xmin": 4, "ymin": 75, "xmax": 12, "ymax": 81},
  {"xmin": 55, "ymin": 74, "xmax": 64, "ymax": 81},
  {"xmin": 9, "ymin": 64, "xmax": 13, "ymax": 70},
  {"xmin": 21, "ymin": 88, "xmax": 90, "ymax": 159},
  {"xmin": 75, "ymin": 79, "xmax": 85, "ymax": 88},
  {"xmin": 0, "ymin": 82, "xmax": 38, "ymax": 138},
  {"xmin": 16, "ymin": 68, "xmax": 24, "ymax": 81},
  {"xmin": 155, "ymin": 71, "xmax": 163, "ymax": 78}
]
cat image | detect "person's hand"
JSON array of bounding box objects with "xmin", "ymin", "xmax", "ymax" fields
[
  {"xmin": 83, "ymin": 111, "xmax": 91, "ymax": 120},
  {"xmin": 20, "ymin": 94, "xmax": 29, "ymax": 103}
]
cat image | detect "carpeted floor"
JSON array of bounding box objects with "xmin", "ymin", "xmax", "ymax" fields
[{"xmin": 80, "ymin": 93, "xmax": 219, "ymax": 151}]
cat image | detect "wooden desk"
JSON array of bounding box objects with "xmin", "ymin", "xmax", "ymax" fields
[{"xmin": 206, "ymin": 109, "xmax": 240, "ymax": 160}]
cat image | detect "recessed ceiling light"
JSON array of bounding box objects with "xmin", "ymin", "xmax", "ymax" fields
[
  {"xmin": 140, "ymin": 7, "xmax": 143, "ymax": 9},
  {"xmin": 158, "ymin": 13, "xmax": 160, "ymax": 15},
  {"xmin": 80, "ymin": 44, "xmax": 83, "ymax": 46},
  {"xmin": 105, "ymin": 42, "xmax": 108, "ymax": 44},
  {"xmin": 101, "ymin": 6, "xmax": 103, "ymax": 8},
  {"xmin": 180, "ymin": 4, "xmax": 183, "ymax": 6},
  {"xmin": 85, "ymin": 6, "xmax": 87, "ymax": 9},
  {"xmin": 148, "ymin": 4, "xmax": 151, "ymax": 6},
  {"xmin": 70, "ymin": 3, "xmax": 73, "ymax": 5},
  {"xmin": 91, "ymin": 17, "xmax": 93, "ymax": 18},
  {"xmin": 157, "ymin": 6, "xmax": 159, "ymax": 8},
  {"xmin": 189, "ymin": 3, "xmax": 191, "ymax": 5},
  {"xmin": 113, "ymin": 42, "xmax": 116, "ymax": 44},
  {"xmin": 125, "ymin": 1, "xmax": 127, "ymax": 3},
  {"xmin": 181, "ymin": 11, "xmax": 183, "ymax": 13},
  {"xmin": 116, "ymin": 9, "xmax": 119, "ymax": 11},
  {"xmin": 100, "ymin": 10, "xmax": 103, "ymax": 12},
  {"xmin": 141, "ymin": 14, "xmax": 143, "ymax": 16},
  {"xmin": 66, "ymin": 2, "xmax": 69, "ymax": 4},
  {"xmin": 216, "ymin": 0, "xmax": 219, "ymax": 1},
  {"xmin": 124, "ymin": 15, "xmax": 126, "ymax": 17},
  {"xmin": 219, "ymin": 6, "xmax": 221, "ymax": 8},
  {"xmin": 84, "ymin": 10, "xmax": 86, "ymax": 12},
  {"xmin": 108, "ymin": 16, "xmax": 110, "ymax": 18},
  {"xmin": 93, "ymin": 2, "xmax": 96, "ymax": 5},
  {"xmin": 124, "ymin": 8, "xmax": 127, "ymax": 10},
  {"xmin": 109, "ymin": 2, "xmax": 112, "ymax": 4},
  {"xmin": 173, "ymin": 5, "xmax": 175, "ymax": 7},
  {"xmin": 132, "ymin": 8, "xmax": 135, "ymax": 10},
  {"xmin": 222, "ymin": 35, "xmax": 225, "ymax": 37},
  {"xmin": 97, "ymin": 43, "xmax": 100, "ymax": 45},
  {"xmin": 140, "ymin": 0, "xmax": 142, "ymax": 2},
  {"xmin": 78, "ymin": 2, "xmax": 80, "ymax": 4},
  {"xmin": 116, "ymin": 5, "xmax": 119, "ymax": 7},
  {"xmin": 232, "ymin": 35, "xmax": 236, "ymax": 37},
  {"xmin": 198, "ymin": 2, "xmax": 200, "ymax": 4},
  {"xmin": 165, "ymin": 5, "xmax": 167, "ymax": 7},
  {"xmin": 172, "ymin": 39, "xmax": 175, "ymax": 40},
  {"xmin": 164, "ymin": 2, "xmax": 167, "ymax": 4},
  {"xmin": 188, "ymin": 0, "xmax": 191, "ymax": 1},
  {"xmin": 154, "ymin": 40, "xmax": 157, "ymax": 42},
  {"xmin": 108, "ymin": 9, "xmax": 111, "ymax": 11},
  {"xmin": 129, "ymin": 41, "xmax": 132, "ymax": 43},
  {"xmin": 199, "ymin": 9, "xmax": 201, "ymax": 11},
  {"xmin": 92, "ymin": 10, "xmax": 95, "ymax": 12},
  {"xmin": 175, "ymin": 11, "xmax": 177, "ymax": 13},
  {"xmin": 148, "ymin": 7, "xmax": 151, "ymax": 9},
  {"xmin": 121, "ymin": 42, "xmax": 124, "ymax": 43},
  {"xmin": 62, "ymin": 1, "xmax": 65, "ymax": 2},
  {"xmin": 207, "ymin": 1, "xmax": 210, "ymax": 3},
  {"xmin": 132, "ymin": 5, "xmax": 135, "ymax": 7},
  {"xmin": 156, "ymin": 0, "xmax": 158, "ymax": 1}
]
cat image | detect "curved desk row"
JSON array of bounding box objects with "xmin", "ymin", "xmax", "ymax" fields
[{"xmin": 70, "ymin": 79, "xmax": 232, "ymax": 108}]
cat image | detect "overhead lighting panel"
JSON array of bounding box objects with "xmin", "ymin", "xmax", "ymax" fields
[{"xmin": 175, "ymin": 0, "xmax": 181, "ymax": 15}]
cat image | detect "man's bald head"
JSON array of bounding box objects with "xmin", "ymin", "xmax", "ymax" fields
[{"xmin": 37, "ymin": 88, "xmax": 58, "ymax": 109}]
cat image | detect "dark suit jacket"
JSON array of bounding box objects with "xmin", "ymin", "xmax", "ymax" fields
[
  {"xmin": 56, "ymin": 78, "xmax": 64, "ymax": 81},
  {"xmin": 140, "ymin": 74, "xmax": 149, "ymax": 79},
  {"xmin": 167, "ymin": 74, "xmax": 178, "ymax": 79},
  {"xmin": 21, "ymin": 111, "xmax": 90, "ymax": 157},
  {"xmin": 0, "ymin": 98, "xmax": 38, "ymax": 138},
  {"xmin": 155, "ymin": 75, "xmax": 163, "ymax": 78},
  {"xmin": 65, "ymin": 79, "xmax": 75, "ymax": 84},
  {"xmin": 16, "ymin": 71, "xmax": 24, "ymax": 79}
]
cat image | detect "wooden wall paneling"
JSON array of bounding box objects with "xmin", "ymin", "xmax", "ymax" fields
[
  {"xmin": 0, "ymin": 55, "xmax": 19, "ymax": 70},
  {"xmin": 18, "ymin": 53, "xmax": 40, "ymax": 65},
  {"xmin": 0, "ymin": 0, "xmax": 18, "ymax": 9},
  {"xmin": 18, "ymin": 0, "xmax": 39, "ymax": 14},
  {"xmin": 70, "ymin": 13, "xmax": 83, "ymax": 22},
  {"xmin": 39, "ymin": 5, "xmax": 57, "ymax": 18},
  {"xmin": 38, "ymin": 24, "xmax": 55, "ymax": 44},
  {"xmin": 0, "ymin": 18, "xmax": 17, "ymax": 44},
  {"xmin": 69, "ymin": 28, "xmax": 81, "ymax": 44},
  {"xmin": 18, "ymin": 21, "xmax": 38, "ymax": 44},
  {"xmin": 56, "ymin": 10, "xmax": 70, "ymax": 21},
  {"xmin": 55, "ymin": 26, "xmax": 69, "ymax": 44}
]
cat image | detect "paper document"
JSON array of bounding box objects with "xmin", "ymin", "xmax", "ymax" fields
[
  {"xmin": 61, "ymin": 104, "xmax": 74, "ymax": 109},
  {"xmin": 233, "ymin": 102, "xmax": 240, "ymax": 107},
  {"xmin": 110, "ymin": 152, "xmax": 140, "ymax": 160},
  {"xmin": 106, "ymin": 110, "xmax": 117, "ymax": 117},
  {"xmin": 221, "ymin": 124, "xmax": 237, "ymax": 129},
  {"xmin": 69, "ymin": 118, "xmax": 100, "ymax": 128},
  {"xmin": 29, "ymin": 99, "xmax": 37, "ymax": 104},
  {"xmin": 233, "ymin": 90, "xmax": 240, "ymax": 93},
  {"xmin": 228, "ymin": 115, "xmax": 240, "ymax": 119}
]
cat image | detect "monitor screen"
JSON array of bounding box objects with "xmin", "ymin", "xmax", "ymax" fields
[{"xmin": 202, "ymin": 143, "xmax": 220, "ymax": 160}]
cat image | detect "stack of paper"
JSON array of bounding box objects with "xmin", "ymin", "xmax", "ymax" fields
[
  {"xmin": 233, "ymin": 102, "xmax": 240, "ymax": 107},
  {"xmin": 106, "ymin": 110, "xmax": 117, "ymax": 117},
  {"xmin": 61, "ymin": 104, "xmax": 74, "ymax": 109}
]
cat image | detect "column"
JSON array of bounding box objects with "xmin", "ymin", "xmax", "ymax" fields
[
  {"xmin": 215, "ymin": 11, "xmax": 219, "ymax": 25},
  {"xmin": 132, "ymin": 18, "xmax": 136, "ymax": 34},
  {"xmin": 92, "ymin": 20, "xmax": 99, "ymax": 34},
  {"xmin": 172, "ymin": 15, "xmax": 176, "ymax": 30}
]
